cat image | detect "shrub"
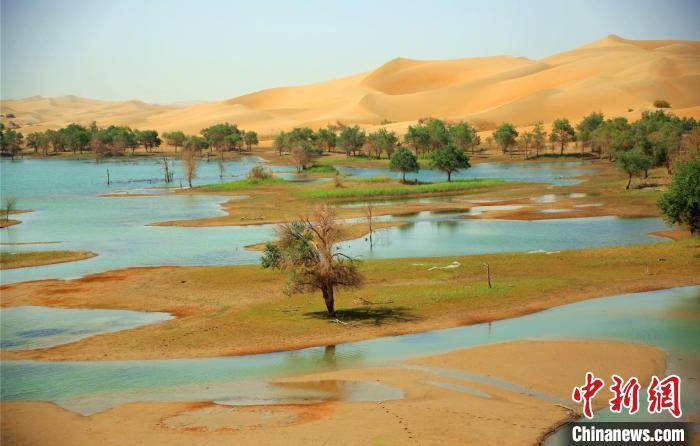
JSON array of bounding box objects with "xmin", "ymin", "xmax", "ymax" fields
[
  {"xmin": 248, "ymin": 165, "xmax": 273, "ymax": 182},
  {"xmin": 654, "ymin": 99, "xmax": 671, "ymax": 109}
]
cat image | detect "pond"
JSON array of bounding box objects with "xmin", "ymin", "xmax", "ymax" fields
[
  {"xmin": 0, "ymin": 306, "xmax": 173, "ymax": 350},
  {"xmin": 337, "ymin": 161, "xmax": 594, "ymax": 185},
  {"xmin": 2, "ymin": 286, "xmax": 697, "ymax": 416},
  {"xmin": 0, "ymin": 159, "xmax": 667, "ymax": 284},
  {"xmin": 339, "ymin": 214, "xmax": 666, "ymax": 259}
]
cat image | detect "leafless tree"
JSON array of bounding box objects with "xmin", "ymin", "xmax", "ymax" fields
[
  {"xmin": 3, "ymin": 196, "xmax": 17, "ymax": 222},
  {"xmin": 182, "ymin": 148, "xmax": 198, "ymax": 188}
]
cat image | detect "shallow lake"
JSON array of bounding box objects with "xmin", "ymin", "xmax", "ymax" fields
[
  {"xmin": 337, "ymin": 161, "xmax": 594, "ymax": 185},
  {"xmin": 0, "ymin": 306, "xmax": 173, "ymax": 350},
  {"xmin": 0, "ymin": 159, "xmax": 667, "ymax": 284},
  {"xmin": 1, "ymin": 286, "xmax": 697, "ymax": 416}
]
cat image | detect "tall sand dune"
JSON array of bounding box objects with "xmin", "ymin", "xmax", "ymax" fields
[{"xmin": 2, "ymin": 35, "xmax": 699, "ymax": 136}]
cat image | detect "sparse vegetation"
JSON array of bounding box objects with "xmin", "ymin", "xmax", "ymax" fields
[
  {"xmin": 248, "ymin": 165, "xmax": 274, "ymax": 181},
  {"xmin": 654, "ymin": 99, "xmax": 671, "ymax": 109},
  {"xmin": 302, "ymin": 179, "xmax": 503, "ymax": 199},
  {"xmin": 199, "ymin": 176, "xmax": 288, "ymax": 191},
  {"xmin": 261, "ymin": 206, "xmax": 364, "ymax": 317},
  {"xmin": 3, "ymin": 196, "xmax": 17, "ymax": 222}
]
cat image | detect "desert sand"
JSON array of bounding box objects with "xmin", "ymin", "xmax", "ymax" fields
[
  {"xmin": 3, "ymin": 35, "xmax": 699, "ymax": 135},
  {"xmin": 0, "ymin": 340, "xmax": 667, "ymax": 446}
]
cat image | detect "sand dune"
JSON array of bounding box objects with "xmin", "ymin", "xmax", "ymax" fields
[{"xmin": 2, "ymin": 35, "xmax": 699, "ymax": 136}]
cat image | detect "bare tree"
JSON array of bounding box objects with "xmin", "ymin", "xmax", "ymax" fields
[
  {"xmin": 3, "ymin": 197, "xmax": 17, "ymax": 222},
  {"xmin": 182, "ymin": 148, "xmax": 198, "ymax": 188},
  {"xmin": 218, "ymin": 155, "xmax": 226, "ymax": 180},
  {"xmin": 162, "ymin": 156, "xmax": 173, "ymax": 183},
  {"xmin": 261, "ymin": 206, "xmax": 364, "ymax": 317},
  {"xmin": 364, "ymin": 204, "xmax": 375, "ymax": 249}
]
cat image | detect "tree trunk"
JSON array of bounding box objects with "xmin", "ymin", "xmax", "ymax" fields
[
  {"xmin": 560, "ymin": 142, "xmax": 565, "ymax": 156},
  {"xmin": 322, "ymin": 286, "xmax": 335, "ymax": 317},
  {"xmin": 447, "ymin": 171, "xmax": 452, "ymax": 182},
  {"xmin": 402, "ymin": 171, "xmax": 406, "ymax": 183},
  {"xmin": 626, "ymin": 173, "xmax": 632, "ymax": 190}
]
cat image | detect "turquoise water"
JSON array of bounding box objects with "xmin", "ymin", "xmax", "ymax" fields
[
  {"xmin": 337, "ymin": 161, "xmax": 594, "ymax": 185},
  {"xmin": 2, "ymin": 286, "xmax": 697, "ymax": 416},
  {"xmin": 340, "ymin": 214, "xmax": 666, "ymax": 259},
  {"xmin": 0, "ymin": 159, "xmax": 667, "ymax": 284},
  {"xmin": 0, "ymin": 306, "xmax": 173, "ymax": 350}
]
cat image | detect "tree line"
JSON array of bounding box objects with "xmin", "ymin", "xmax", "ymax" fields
[
  {"xmin": 0, "ymin": 121, "xmax": 259, "ymax": 160},
  {"xmin": 270, "ymin": 110, "xmax": 699, "ymax": 188}
]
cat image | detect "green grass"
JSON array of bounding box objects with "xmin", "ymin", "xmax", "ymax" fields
[
  {"xmin": 199, "ymin": 177, "xmax": 289, "ymax": 191},
  {"xmin": 303, "ymin": 164, "xmax": 338, "ymax": 174},
  {"xmin": 314, "ymin": 154, "xmax": 390, "ymax": 167},
  {"xmin": 301, "ymin": 179, "xmax": 505, "ymax": 199},
  {"xmin": 348, "ymin": 177, "xmax": 394, "ymax": 183}
]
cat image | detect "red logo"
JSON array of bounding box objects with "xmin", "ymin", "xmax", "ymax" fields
[
  {"xmin": 647, "ymin": 374, "xmax": 682, "ymax": 418},
  {"xmin": 572, "ymin": 373, "xmax": 682, "ymax": 419},
  {"xmin": 609, "ymin": 374, "xmax": 641, "ymax": 415},
  {"xmin": 572, "ymin": 372, "xmax": 605, "ymax": 419}
]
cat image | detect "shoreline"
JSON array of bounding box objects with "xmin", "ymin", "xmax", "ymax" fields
[
  {"xmin": 1, "ymin": 240, "xmax": 697, "ymax": 361},
  {"xmin": 0, "ymin": 340, "xmax": 667, "ymax": 446},
  {"xmin": 0, "ymin": 250, "xmax": 98, "ymax": 270}
]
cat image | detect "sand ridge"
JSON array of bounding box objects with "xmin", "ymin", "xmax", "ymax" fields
[{"xmin": 3, "ymin": 35, "xmax": 699, "ymax": 135}]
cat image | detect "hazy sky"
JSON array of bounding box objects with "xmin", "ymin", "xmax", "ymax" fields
[{"xmin": 2, "ymin": 0, "xmax": 699, "ymax": 103}]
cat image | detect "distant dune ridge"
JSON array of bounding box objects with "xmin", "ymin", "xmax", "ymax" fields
[{"xmin": 3, "ymin": 35, "xmax": 700, "ymax": 136}]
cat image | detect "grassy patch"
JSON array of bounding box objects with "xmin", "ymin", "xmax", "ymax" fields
[
  {"xmin": 4, "ymin": 240, "xmax": 699, "ymax": 361},
  {"xmin": 302, "ymin": 179, "xmax": 505, "ymax": 199},
  {"xmin": 199, "ymin": 177, "xmax": 289, "ymax": 192},
  {"xmin": 0, "ymin": 250, "xmax": 97, "ymax": 269},
  {"xmin": 303, "ymin": 164, "xmax": 338, "ymax": 174}
]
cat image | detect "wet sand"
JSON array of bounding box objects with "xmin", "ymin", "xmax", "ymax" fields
[{"xmin": 0, "ymin": 340, "xmax": 666, "ymax": 446}]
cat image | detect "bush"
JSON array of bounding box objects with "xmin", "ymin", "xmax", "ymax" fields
[
  {"xmin": 654, "ymin": 99, "xmax": 671, "ymax": 109},
  {"xmin": 248, "ymin": 165, "xmax": 273, "ymax": 182}
]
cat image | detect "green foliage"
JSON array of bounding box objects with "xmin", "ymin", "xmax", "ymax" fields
[
  {"xmin": 163, "ymin": 131, "xmax": 186, "ymax": 149},
  {"xmin": 135, "ymin": 129, "xmax": 161, "ymax": 152},
  {"xmin": 200, "ymin": 176, "xmax": 288, "ymax": 191},
  {"xmin": 316, "ymin": 127, "xmax": 337, "ymax": 152},
  {"xmin": 0, "ymin": 124, "xmax": 23, "ymax": 159},
  {"xmin": 184, "ymin": 135, "xmax": 209, "ymax": 152},
  {"xmin": 448, "ymin": 121, "xmax": 479, "ymax": 152},
  {"xmin": 201, "ymin": 123, "xmax": 242, "ymax": 152},
  {"xmin": 303, "ymin": 179, "xmax": 502, "ymax": 199},
  {"xmin": 274, "ymin": 131, "xmax": 291, "ymax": 155},
  {"xmin": 549, "ymin": 118, "xmax": 576, "ymax": 154},
  {"xmin": 365, "ymin": 128, "xmax": 398, "ymax": 159},
  {"xmin": 63, "ymin": 123, "xmax": 91, "ymax": 153},
  {"xmin": 630, "ymin": 110, "xmax": 697, "ymax": 169},
  {"xmin": 337, "ymin": 125, "xmax": 366, "ymax": 156},
  {"xmin": 616, "ymin": 149, "xmax": 652, "ymax": 189},
  {"xmin": 654, "ymin": 99, "xmax": 671, "ymax": 108},
  {"xmin": 303, "ymin": 164, "xmax": 338, "ymax": 173},
  {"xmin": 493, "ymin": 123, "xmax": 519, "ymax": 153},
  {"xmin": 424, "ymin": 118, "xmax": 449, "ymax": 151},
  {"xmin": 658, "ymin": 159, "xmax": 700, "ymax": 233},
  {"xmin": 404, "ymin": 123, "xmax": 430, "ymax": 154},
  {"xmin": 389, "ymin": 146, "xmax": 420, "ymax": 182},
  {"xmin": 428, "ymin": 143, "xmax": 470, "ymax": 182},
  {"xmin": 576, "ymin": 112, "xmax": 605, "ymax": 147},
  {"xmin": 531, "ymin": 122, "xmax": 547, "ymax": 156},
  {"xmin": 244, "ymin": 131, "xmax": 259, "ymax": 150}
]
